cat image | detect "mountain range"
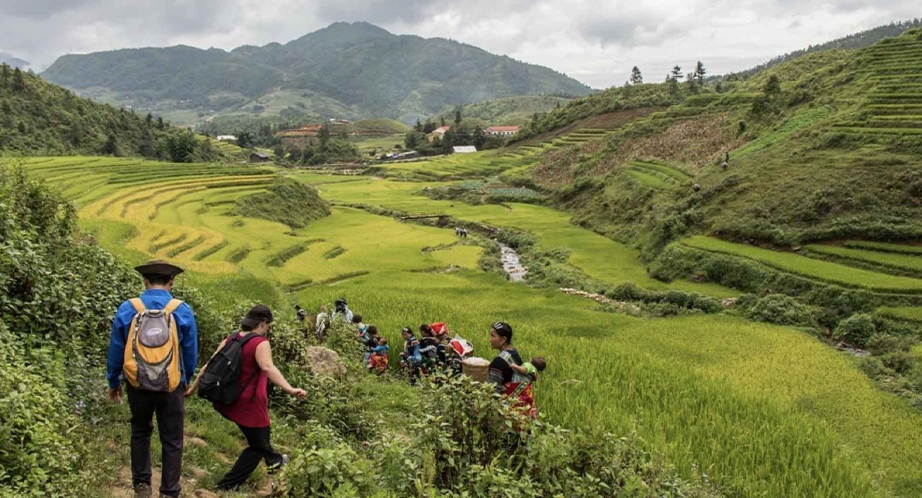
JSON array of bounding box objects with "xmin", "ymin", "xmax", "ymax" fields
[
  {"xmin": 0, "ymin": 53, "xmax": 29, "ymax": 69},
  {"xmin": 41, "ymin": 22, "xmax": 591, "ymax": 126}
]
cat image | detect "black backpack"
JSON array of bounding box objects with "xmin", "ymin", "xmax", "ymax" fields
[{"xmin": 198, "ymin": 333, "xmax": 260, "ymax": 405}]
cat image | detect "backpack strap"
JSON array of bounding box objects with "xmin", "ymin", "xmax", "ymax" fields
[
  {"xmin": 163, "ymin": 299, "xmax": 183, "ymax": 315},
  {"xmin": 129, "ymin": 298, "xmax": 146, "ymax": 314}
]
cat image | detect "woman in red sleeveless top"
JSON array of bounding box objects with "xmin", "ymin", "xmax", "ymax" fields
[{"xmin": 186, "ymin": 305, "xmax": 306, "ymax": 491}]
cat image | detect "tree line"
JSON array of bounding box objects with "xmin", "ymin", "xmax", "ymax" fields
[{"xmin": 0, "ymin": 64, "xmax": 225, "ymax": 162}]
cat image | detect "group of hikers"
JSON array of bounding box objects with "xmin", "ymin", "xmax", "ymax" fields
[{"xmin": 106, "ymin": 259, "xmax": 545, "ymax": 498}]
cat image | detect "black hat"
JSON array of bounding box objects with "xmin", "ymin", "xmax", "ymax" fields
[
  {"xmin": 134, "ymin": 259, "xmax": 184, "ymax": 278},
  {"xmin": 241, "ymin": 305, "xmax": 274, "ymax": 329},
  {"xmin": 491, "ymin": 321, "xmax": 513, "ymax": 343}
]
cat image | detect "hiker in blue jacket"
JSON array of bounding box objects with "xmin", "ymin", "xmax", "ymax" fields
[{"xmin": 107, "ymin": 260, "xmax": 198, "ymax": 498}]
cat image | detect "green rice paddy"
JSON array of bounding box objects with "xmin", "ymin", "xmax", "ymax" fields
[{"xmin": 21, "ymin": 155, "xmax": 922, "ymax": 497}]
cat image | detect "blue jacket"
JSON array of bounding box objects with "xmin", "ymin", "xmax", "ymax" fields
[{"xmin": 107, "ymin": 289, "xmax": 199, "ymax": 389}]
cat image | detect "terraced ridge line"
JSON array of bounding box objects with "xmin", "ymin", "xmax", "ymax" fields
[
  {"xmin": 843, "ymin": 241, "xmax": 922, "ymax": 255},
  {"xmin": 806, "ymin": 244, "xmax": 922, "ymax": 276},
  {"xmin": 878, "ymin": 306, "xmax": 922, "ymax": 323},
  {"xmin": 681, "ymin": 236, "xmax": 922, "ymax": 293},
  {"xmin": 265, "ymin": 239, "xmax": 325, "ymax": 267},
  {"xmin": 624, "ymin": 160, "xmax": 692, "ymax": 189},
  {"xmin": 842, "ymin": 35, "xmax": 922, "ymax": 135}
]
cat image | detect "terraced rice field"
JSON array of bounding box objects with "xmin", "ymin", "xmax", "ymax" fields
[
  {"xmin": 839, "ymin": 34, "xmax": 922, "ymax": 136},
  {"xmin": 625, "ymin": 159, "xmax": 693, "ymax": 189},
  {"xmin": 807, "ymin": 243, "xmax": 922, "ymax": 275},
  {"xmin": 20, "ymin": 154, "xmax": 922, "ymax": 496},
  {"xmin": 682, "ymin": 236, "xmax": 922, "ymax": 293}
]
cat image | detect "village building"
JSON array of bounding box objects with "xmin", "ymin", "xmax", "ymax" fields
[
  {"xmin": 216, "ymin": 135, "xmax": 237, "ymax": 142},
  {"xmin": 427, "ymin": 126, "xmax": 451, "ymax": 142},
  {"xmin": 452, "ymin": 146, "xmax": 477, "ymax": 153},
  {"xmin": 249, "ymin": 152, "xmax": 271, "ymax": 163},
  {"xmin": 484, "ymin": 125, "xmax": 521, "ymax": 137}
]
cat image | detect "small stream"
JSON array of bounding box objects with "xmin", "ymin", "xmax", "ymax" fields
[{"xmin": 500, "ymin": 244, "xmax": 527, "ymax": 282}]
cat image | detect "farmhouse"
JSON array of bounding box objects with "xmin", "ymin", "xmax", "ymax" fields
[
  {"xmin": 428, "ymin": 126, "xmax": 451, "ymax": 142},
  {"xmin": 250, "ymin": 152, "xmax": 271, "ymax": 163},
  {"xmin": 216, "ymin": 135, "xmax": 237, "ymax": 142},
  {"xmin": 453, "ymin": 146, "xmax": 477, "ymax": 153},
  {"xmin": 485, "ymin": 125, "xmax": 521, "ymax": 137}
]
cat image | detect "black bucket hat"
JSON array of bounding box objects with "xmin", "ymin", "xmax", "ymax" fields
[{"xmin": 134, "ymin": 259, "xmax": 184, "ymax": 278}]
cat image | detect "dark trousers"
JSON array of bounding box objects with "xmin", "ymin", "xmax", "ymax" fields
[
  {"xmin": 126, "ymin": 385, "xmax": 185, "ymax": 498},
  {"xmin": 217, "ymin": 425, "xmax": 283, "ymax": 490}
]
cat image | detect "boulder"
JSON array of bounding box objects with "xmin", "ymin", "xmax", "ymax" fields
[{"xmin": 305, "ymin": 346, "xmax": 347, "ymax": 379}]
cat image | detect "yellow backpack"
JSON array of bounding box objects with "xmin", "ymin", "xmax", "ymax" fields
[{"xmin": 123, "ymin": 298, "xmax": 183, "ymax": 392}]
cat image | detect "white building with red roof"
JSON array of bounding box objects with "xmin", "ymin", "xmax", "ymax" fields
[{"xmin": 485, "ymin": 125, "xmax": 521, "ymax": 137}]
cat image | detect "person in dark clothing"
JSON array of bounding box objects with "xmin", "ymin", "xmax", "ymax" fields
[
  {"xmin": 107, "ymin": 260, "xmax": 198, "ymax": 498},
  {"xmin": 186, "ymin": 306, "xmax": 307, "ymax": 491},
  {"xmin": 295, "ymin": 304, "xmax": 307, "ymax": 322},
  {"xmin": 486, "ymin": 321, "xmax": 536, "ymax": 419},
  {"xmin": 400, "ymin": 327, "xmax": 422, "ymax": 383}
]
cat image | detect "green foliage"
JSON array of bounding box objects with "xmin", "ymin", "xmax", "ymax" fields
[
  {"xmin": 834, "ymin": 314, "xmax": 877, "ymax": 347},
  {"xmin": 232, "ymin": 177, "xmax": 331, "ymax": 229},
  {"xmin": 299, "ymin": 138, "xmax": 361, "ymax": 165},
  {"xmin": 748, "ymin": 294, "xmax": 817, "ymax": 328},
  {"xmin": 0, "ymin": 162, "xmax": 140, "ymax": 497},
  {"xmin": 0, "ymin": 65, "xmax": 224, "ymax": 161}
]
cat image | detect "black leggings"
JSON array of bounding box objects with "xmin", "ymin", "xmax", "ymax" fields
[{"xmin": 216, "ymin": 424, "xmax": 283, "ymax": 490}]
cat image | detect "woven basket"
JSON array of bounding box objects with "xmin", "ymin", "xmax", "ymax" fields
[{"xmin": 461, "ymin": 357, "xmax": 491, "ymax": 382}]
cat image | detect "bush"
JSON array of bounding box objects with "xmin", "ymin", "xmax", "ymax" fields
[
  {"xmin": 232, "ymin": 177, "xmax": 331, "ymax": 229},
  {"xmin": 748, "ymin": 294, "xmax": 816, "ymax": 328},
  {"xmin": 0, "ymin": 323, "xmax": 85, "ymax": 497},
  {"xmin": 833, "ymin": 314, "xmax": 877, "ymax": 347}
]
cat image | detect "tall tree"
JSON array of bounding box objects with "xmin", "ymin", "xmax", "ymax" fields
[
  {"xmin": 454, "ymin": 106, "xmax": 462, "ymax": 127},
  {"xmin": 0, "ymin": 64, "xmax": 9, "ymax": 87},
  {"xmin": 671, "ymin": 65, "xmax": 682, "ymax": 81},
  {"xmin": 694, "ymin": 61, "xmax": 706, "ymax": 83},
  {"xmin": 318, "ymin": 123, "xmax": 331, "ymax": 146},
  {"xmin": 629, "ymin": 66, "xmax": 643, "ymax": 85},
  {"xmin": 12, "ymin": 67, "xmax": 25, "ymax": 92}
]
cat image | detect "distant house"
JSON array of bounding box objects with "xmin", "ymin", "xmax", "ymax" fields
[
  {"xmin": 250, "ymin": 152, "xmax": 271, "ymax": 163},
  {"xmin": 452, "ymin": 146, "xmax": 477, "ymax": 154},
  {"xmin": 428, "ymin": 126, "xmax": 451, "ymax": 142},
  {"xmin": 485, "ymin": 126, "xmax": 521, "ymax": 137},
  {"xmin": 216, "ymin": 135, "xmax": 237, "ymax": 142}
]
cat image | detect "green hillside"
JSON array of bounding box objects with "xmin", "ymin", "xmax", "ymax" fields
[
  {"xmin": 42, "ymin": 22, "xmax": 591, "ymax": 126},
  {"xmin": 0, "ymin": 63, "xmax": 239, "ymax": 161}
]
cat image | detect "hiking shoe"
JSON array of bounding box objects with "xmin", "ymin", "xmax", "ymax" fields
[
  {"xmin": 267, "ymin": 454, "xmax": 290, "ymax": 475},
  {"xmin": 133, "ymin": 483, "xmax": 152, "ymax": 498}
]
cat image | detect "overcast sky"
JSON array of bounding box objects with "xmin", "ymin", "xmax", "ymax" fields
[{"xmin": 0, "ymin": 0, "xmax": 917, "ymax": 88}]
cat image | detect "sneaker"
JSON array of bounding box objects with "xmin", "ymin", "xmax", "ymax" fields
[
  {"xmin": 266, "ymin": 454, "xmax": 290, "ymax": 475},
  {"xmin": 133, "ymin": 483, "xmax": 152, "ymax": 498}
]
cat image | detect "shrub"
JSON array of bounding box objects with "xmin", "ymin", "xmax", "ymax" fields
[
  {"xmin": 834, "ymin": 314, "xmax": 877, "ymax": 347},
  {"xmin": 0, "ymin": 323, "xmax": 85, "ymax": 497},
  {"xmin": 748, "ymin": 294, "xmax": 816, "ymax": 328}
]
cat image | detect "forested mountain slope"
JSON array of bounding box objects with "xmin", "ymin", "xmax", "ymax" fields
[
  {"xmin": 0, "ymin": 64, "xmax": 236, "ymax": 161},
  {"xmin": 42, "ymin": 22, "xmax": 591, "ymax": 125}
]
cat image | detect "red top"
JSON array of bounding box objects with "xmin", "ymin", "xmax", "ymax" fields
[{"xmin": 214, "ymin": 332, "xmax": 270, "ymax": 428}]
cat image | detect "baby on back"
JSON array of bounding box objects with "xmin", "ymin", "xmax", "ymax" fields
[{"xmin": 511, "ymin": 356, "xmax": 546, "ymax": 383}]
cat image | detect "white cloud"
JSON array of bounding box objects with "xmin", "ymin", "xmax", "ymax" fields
[{"xmin": 0, "ymin": 0, "xmax": 916, "ymax": 88}]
